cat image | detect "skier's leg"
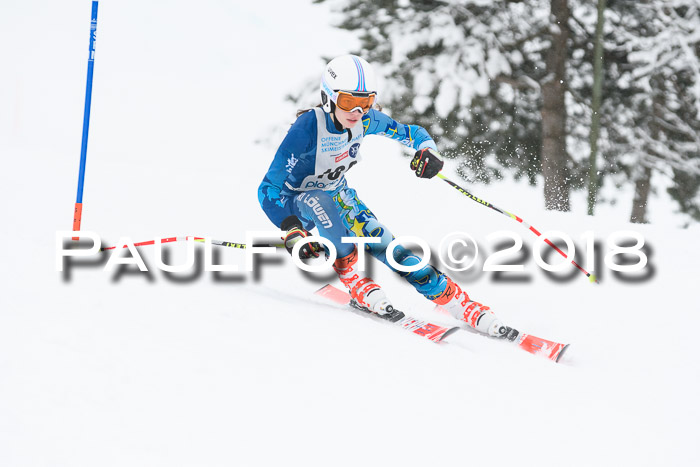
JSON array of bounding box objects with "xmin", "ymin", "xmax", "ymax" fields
[
  {"xmin": 388, "ymin": 244, "xmax": 509, "ymax": 337},
  {"xmin": 334, "ymin": 187, "xmax": 509, "ymax": 337},
  {"xmin": 333, "ymin": 186, "xmax": 447, "ymax": 296},
  {"xmin": 388, "ymin": 247, "xmax": 509, "ymax": 337},
  {"xmin": 293, "ymin": 189, "xmax": 392, "ymax": 314}
]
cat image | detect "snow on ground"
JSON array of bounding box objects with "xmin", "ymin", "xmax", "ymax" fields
[{"xmin": 1, "ymin": 1, "xmax": 699, "ymax": 467}]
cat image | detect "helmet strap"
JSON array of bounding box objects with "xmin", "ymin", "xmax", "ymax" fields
[{"xmin": 330, "ymin": 103, "xmax": 344, "ymax": 132}]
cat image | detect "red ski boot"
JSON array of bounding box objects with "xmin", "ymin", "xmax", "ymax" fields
[
  {"xmin": 433, "ymin": 277, "xmax": 514, "ymax": 339},
  {"xmin": 333, "ymin": 247, "xmax": 395, "ymax": 317}
]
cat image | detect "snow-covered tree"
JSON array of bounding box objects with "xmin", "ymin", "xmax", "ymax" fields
[
  {"xmin": 313, "ymin": 0, "xmax": 700, "ymax": 222},
  {"xmin": 319, "ymin": 0, "xmax": 587, "ymax": 211},
  {"xmin": 602, "ymin": 0, "xmax": 700, "ymax": 223}
]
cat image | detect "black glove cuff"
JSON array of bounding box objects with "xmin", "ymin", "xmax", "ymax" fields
[{"xmin": 281, "ymin": 215, "xmax": 303, "ymax": 232}]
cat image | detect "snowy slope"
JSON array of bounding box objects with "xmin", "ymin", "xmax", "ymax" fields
[{"xmin": 2, "ymin": 1, "xmax": 699, "ymax": 467}]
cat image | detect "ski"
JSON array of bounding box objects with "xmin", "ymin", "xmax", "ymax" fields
[
  {"xmin": 316, "ymin": 284, "xmax": 569, "ymax": 362},
  {"xmin": 315, "ymin": 284, "xmax": 460, "ymax": 343},
  {"xmin": 513, "ymin": 332, "xmax": 569, "ymax": 362},
  {"xmin": 434, "ymin": 304, "xmax": 570, "ymax": 363}
]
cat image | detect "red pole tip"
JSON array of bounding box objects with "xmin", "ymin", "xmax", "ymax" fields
[{"xmin": 72, "ymin": 203, "xmax": 83, "ymax": 241}]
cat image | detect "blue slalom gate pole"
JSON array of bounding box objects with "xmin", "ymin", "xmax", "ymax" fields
[{"xmin": 73, "ymin": 1, "xmax": 99, "ymax": 239}]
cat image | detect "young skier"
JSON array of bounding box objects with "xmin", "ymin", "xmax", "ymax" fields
[{"xmin": 258, "ymin": 54, "xmax": 515, "ymax": 340}]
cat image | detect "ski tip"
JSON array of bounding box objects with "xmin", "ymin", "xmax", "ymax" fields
[
  {"xmin": 555, "ymin": 343, "xmax": 571, "ymax": 363},
  {"xmin": 314, "ymin": 283, "xmax": 333, "ymax": 294},
  {"xmin": 439, "ymin": 326, "xmax": 461, "ymax": 342}
]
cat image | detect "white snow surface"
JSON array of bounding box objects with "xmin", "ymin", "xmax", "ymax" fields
[{"xmin": 1, "ymin": 1, "xmax": 699, "ymax": 467}]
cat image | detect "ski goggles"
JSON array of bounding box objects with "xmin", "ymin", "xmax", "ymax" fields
[{"xmin": 333, "ymin": 90, "xmax": 376, "ymax": 113}]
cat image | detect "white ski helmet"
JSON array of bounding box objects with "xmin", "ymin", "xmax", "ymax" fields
[{"xmin": 320, "ymin": 55, "xmax": 378, "ymax": 113}]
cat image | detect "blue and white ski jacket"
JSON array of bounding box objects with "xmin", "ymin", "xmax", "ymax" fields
[{"xmin": 258, "ymin": 107, "xmax": 437, "ymax": 228}]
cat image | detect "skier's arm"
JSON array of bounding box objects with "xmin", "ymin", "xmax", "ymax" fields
[
  {"xmin": 258, "ymin": 178, "xmax": 292, "ymax": 228},
  {"xmin": 361, "ymin": 109, "xmax": 438, "ymax": 151},
  {"xmin": 258, "ymin": 117, "xmax": 315, "ymax": 228},
  {"xmin": 362, "ymin": 109, "xmax": 443, "ymax": 178}
]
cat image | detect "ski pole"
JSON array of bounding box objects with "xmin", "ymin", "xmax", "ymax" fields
[
  {"xmin": 99, "ymin": 236, "xmax": 283, "ymax": 252},
  {"xmin": 436, "ymin": 173, "xmax": 598, "ymax": 283},
  {"xmin": 72, "ymin": 1, "xmax": 99, "ymax": 240}
]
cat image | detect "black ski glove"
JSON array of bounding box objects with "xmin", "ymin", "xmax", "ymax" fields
[
  {"xmin": 281, "ymin": 215, "xmax": 322, "ymax": 259},
  {"xmin": 410, "ymin": 147, "xmax": 444, "ymax": 179}
]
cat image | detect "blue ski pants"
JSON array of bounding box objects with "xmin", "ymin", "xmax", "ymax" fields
[{"xmin": 292, "ymin": 185, "xmax": 447, "ymax": 300}]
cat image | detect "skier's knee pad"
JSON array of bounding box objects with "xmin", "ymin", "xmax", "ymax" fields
[{"xmin": 386, "ymin": 244, "xmax": 444, "ymax": 297}]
